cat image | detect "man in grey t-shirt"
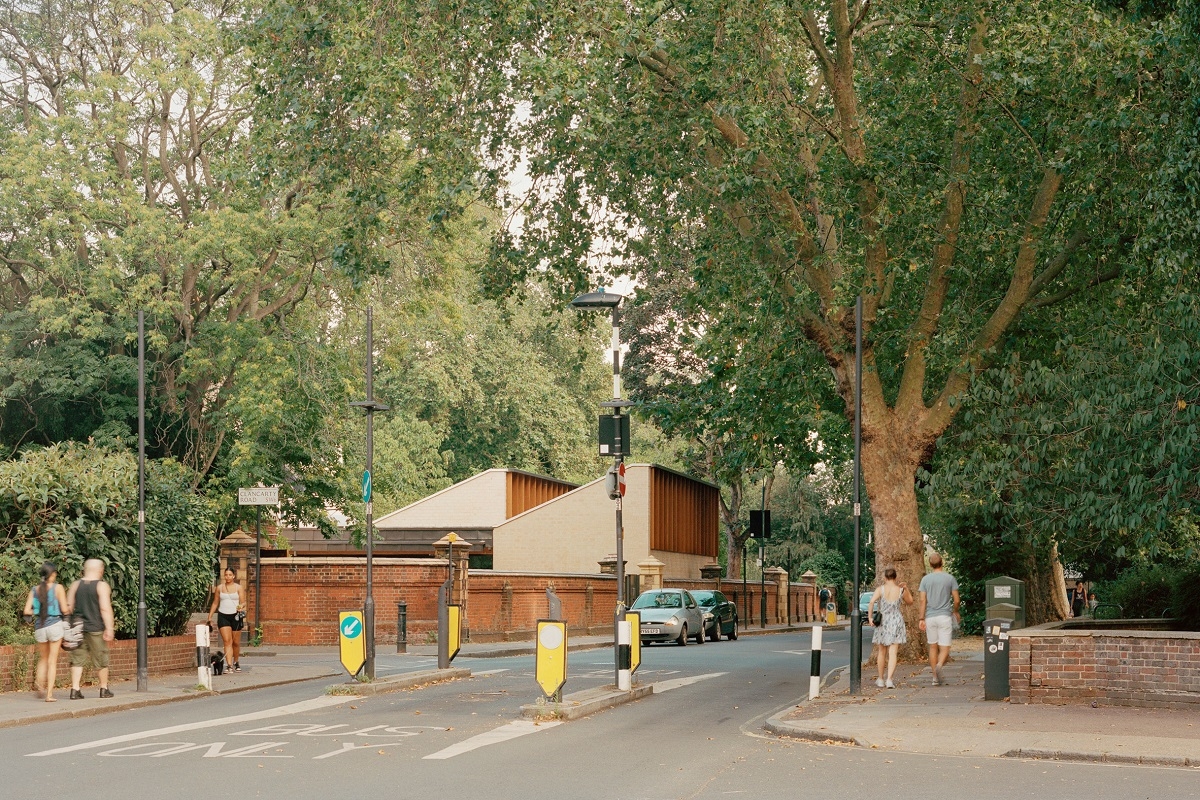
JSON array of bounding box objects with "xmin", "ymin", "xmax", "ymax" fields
[{"xmin": 917, "ymin": 552, "xmax": 960, "ymax": 686}]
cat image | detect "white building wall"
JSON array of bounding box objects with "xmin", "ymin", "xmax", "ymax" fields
[{"xmin": 374, "ymin": 469, "xmax": 509, "ymax": 529}]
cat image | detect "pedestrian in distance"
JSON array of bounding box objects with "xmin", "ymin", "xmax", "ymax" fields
[
  {"xmin": 917, "ymin": 552, "xmax": 960, "ymax": 686},
  {"xmin": 207, "ymin": 567, "xmax": 246, "ymax": 672},
  {"xmin": 66, "ymin": 558, "xmax": 116, "ymax": 699},
  {"xmin": 867, "ymin": 567, "xmax": 913, "ymax": 689},
  {"xmin": 1070, "ymin": 580, "xmax": 1087, "ymax": 618},
  {"xmin": 23, "ymin": 561, "xmax": 71, "ymax": 702}
]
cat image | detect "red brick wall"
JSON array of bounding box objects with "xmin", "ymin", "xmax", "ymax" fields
[
  {"xmin": 246, "ymin": 558, "xmax": 823, "ymax": 646},
  {"xmin": 1, "ymin": 634, "xmax": 197, "ymax": 692},
  {"xmin": 668, "ymin": 580, "xmax": 819, "ymax": 625},
  {"xmin": 250, "ymin": 558, "xmax": 451, "ymax": 646},
  {"xmin": 1009, "ymin": 628, "xmax": 1200, "ymax": 709}
]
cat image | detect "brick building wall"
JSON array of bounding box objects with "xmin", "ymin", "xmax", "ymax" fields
[
  {"xmin": 1, "ymin": 634, "xmax": 197, "ymax": 693},
  {"xmin": 1009, "ymin": 628, "xmax": 1200, "ymax": 709}
]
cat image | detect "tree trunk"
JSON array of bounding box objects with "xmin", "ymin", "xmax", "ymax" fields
[{"xmin": 858, "ymin": 420, "xmax": 932, "ymax": 663}]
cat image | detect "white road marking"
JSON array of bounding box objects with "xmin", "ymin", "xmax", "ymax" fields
[
  {"xmin": 26, "ymin": 695, "xmax": 352, "ymax": 757},
  {"xmin": 472, "ymin": 669, "xmax": 510, "ymax": 676},
  {"xmin": 650, "ymin": 672, "xmax": 726, "ymax": 693},
  {"xmin": 422, "ymin": 719, "xmax": 562, "ymax": 760},
  {"xmin": 774, "ymin": 650, "xmax": 812, "ymax": 655}
]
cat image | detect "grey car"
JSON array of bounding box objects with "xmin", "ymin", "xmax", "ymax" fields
[{"xmin": 631, "ymin": 589, "xmax": 706, "ymax": 645}]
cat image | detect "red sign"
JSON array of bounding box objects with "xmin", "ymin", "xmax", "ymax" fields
[{"xmin": 617, "ymin": 462, "xmax": 626, "ymax": 496}]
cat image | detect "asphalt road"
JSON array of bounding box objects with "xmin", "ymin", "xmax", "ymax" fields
[{"xmin": 2, "ymin": 628, "xmax": 1194, "ymax": 799}]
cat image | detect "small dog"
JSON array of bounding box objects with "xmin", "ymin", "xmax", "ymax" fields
[{"xmin": 210, "ymin": 651, "xmax": 225, "ymax": 676}]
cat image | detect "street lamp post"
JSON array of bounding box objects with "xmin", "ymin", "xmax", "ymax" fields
[
  {"xmin": 351, "ymin": 307, "xmax": 389, "ymax": 680},
  {"xmin": 850, "ymin": 296, "xmax": 864, "ymax": 694},
  {"xmin": 570, "ymin": 289, "xmax": 632, "ymax": 690}
]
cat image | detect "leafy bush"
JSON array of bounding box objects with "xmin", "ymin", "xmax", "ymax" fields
[
  {"xmin": 1103, "ymin": 566, "xmax": 1174, "ymax": 618},
  {"xmin": 0, "ymin": 444, "xmax": 215, "ymax": 643},
  {"xmin": 1168, "ymin": 563, "xmax": 1200, "ymax": 630}
]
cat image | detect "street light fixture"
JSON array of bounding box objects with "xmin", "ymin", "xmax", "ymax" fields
[{"xmin": 570, "ymin": 288, "xmax": 632, "ymax": 691}]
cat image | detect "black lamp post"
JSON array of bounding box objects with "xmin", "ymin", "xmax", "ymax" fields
[
  {"xmin": 351, "ymin": 307, "xmax": 389, "ymax": 680},
  {"xmin": 570, "ymin": 289, "xmax": 632, "ymax": 690}
]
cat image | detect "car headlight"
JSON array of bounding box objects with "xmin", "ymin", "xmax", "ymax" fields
[
  {"xmin": 703, "ymin": 611, "xmax": 714, "ymax": 621},
  {"xmin": 669, "ymin": 615, "xmax": 680, "ymax": 626}
]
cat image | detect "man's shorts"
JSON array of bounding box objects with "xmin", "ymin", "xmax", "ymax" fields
[
  {"xmin": 925, "ymin": 615, "xmax": 953, "ymax": 646},
  {"xmin": 70, "ymin": 631, "xmax": 111, "ymax": 669},
  {"xmin": 34, "ymin": 620, "xmax": 65, "ymax": 643}
]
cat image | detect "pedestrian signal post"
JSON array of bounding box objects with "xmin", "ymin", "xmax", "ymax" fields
[
  {"xmin": 339, "ymin": 611, "xmax": 366, "ymax": 678},
  {"xmin": 535, "ymin": 620, "xmax": 568, "ymax": 700}
]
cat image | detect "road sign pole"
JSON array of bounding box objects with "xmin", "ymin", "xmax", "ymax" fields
[
  {"xmin": 136, "ymin": 310, "xmax": 148, "ymax": 692},
  {"xmin": 254, "ymin": 505, "xmax": 262, "ymax": 644},
  {"xmin": 850, "ymin": 296, "xmax": 864, "ymax": 694}
]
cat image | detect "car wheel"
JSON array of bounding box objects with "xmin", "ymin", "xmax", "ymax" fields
[
  {"xmin": 677, "ymin": 624, "xmax": 688, "ymax": 646},
  {"xmin": 729, "ymin": 618, "xmax": 738, "ymax": 640},
  {"xmin": 641, "ymin": 639, "xmax": 649, "ymax": 647},
  {"xmin": 695, "ymin": 624, "xmax": 705, "ymax": 644},
  {"xmin": 709, "ymin": 622, "xmax": 721, "ymax": 642}
]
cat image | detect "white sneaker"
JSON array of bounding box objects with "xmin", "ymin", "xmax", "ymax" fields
[
  {"xmin": 875, "ymin": 678, "xmax": 885, "ymax": 688},
  {"xmin": 886, "ymin": 680, "xmax": 895, "ymax": 689}
]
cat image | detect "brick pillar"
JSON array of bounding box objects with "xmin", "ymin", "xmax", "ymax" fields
[
  {"xmin": 218, "ymin": 529, "xmax": 255, "ymax": 593},
  {"xmin": 765, "ymin": 567, "xmax": 788, "ymax": 624},
  {"xmin": 800, "ymin": 570, "xmax": 818, "ymax": 621},
  {"xmin": 638, "ymin": 556, "xmax": 665, "ymax": 591}
]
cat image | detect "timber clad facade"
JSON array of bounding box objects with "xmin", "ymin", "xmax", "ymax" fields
[{"xmin": 650, "ymin": 467, "xmax": 718, "ymax": 559}]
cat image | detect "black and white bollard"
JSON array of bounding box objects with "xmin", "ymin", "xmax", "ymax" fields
[
  {"xmin": 616, "ymin": 618, "xmax": 632, "ymax": 691},
  {"xmin": 196, "ymin": 624, "xmax": 212, "ymax": 690},
  {"xmin": 809, "ymin": 625, "xmax": 823, "ymax": 700}
]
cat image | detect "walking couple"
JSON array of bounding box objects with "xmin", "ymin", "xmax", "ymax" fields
[{"xmin": 866, "ymin": 552, "xmax": 961, "ymax": 688}]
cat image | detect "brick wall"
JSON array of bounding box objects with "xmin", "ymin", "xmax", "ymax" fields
[
  {"xmin": 1008, "ymin": 626, "xmax": 1200, "ymax": 709},
  {"xmin": 245, "ymin": 557, "xmax": 823, "ymax": 647},
  {"xmin": 668, "ymin": 580, "xmax": 819, "ymax": 625},
  {"xmin": 1, "ymin": 634, "xmax": 197, "ymax": 693},
  {"xmin": 251, "ymin": 558, "xmax": 451, "ymax": 646}
]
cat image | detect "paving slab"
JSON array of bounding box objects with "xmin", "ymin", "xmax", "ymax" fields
[{"xmin": 767, "ymin": 639, "xmax": 1200, "ymax": 768}]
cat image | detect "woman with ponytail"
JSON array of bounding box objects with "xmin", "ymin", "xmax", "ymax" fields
[{"xmin": 23, "ymin": 561, "xmax": 71, "ymax": 701}]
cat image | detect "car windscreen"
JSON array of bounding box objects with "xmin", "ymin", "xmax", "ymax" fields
[
  {"xmin": 691, "ymin": 591, "xmax": 715, "ymax": 606},
  {"xmin": 631, "ymin": 592, "xmax": 681, "ymax": 609}
]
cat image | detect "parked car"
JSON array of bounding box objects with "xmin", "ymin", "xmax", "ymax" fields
[
  {"xmin": 631, "ymin": 589, "xmax": 706, "ymax": 645},
  {"xmin": 691, "ymin": 589, "xmax": 738, "ymax": 641},
  {"xmin": 859, "ymin": 591, "xmax": 875, "ymax": 616}
]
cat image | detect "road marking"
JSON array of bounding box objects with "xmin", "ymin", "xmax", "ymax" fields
[
  {"xmin": 651, "ymin": 672, "xmax": 726, "ymax": 693},
  {"xmin": 422, "ymin": 719, "xmax": 562, "ymax": 760},
  {"xmin": 26, "ymin": 695, "xmax": 351, "ymax": 757},
  {"xmin": 472, "ymin": 669, "xmax": 510, "ymax": 676},
  {"xmin": 774, "ymin": 650, "xmax": 812, "ymax": 656}
]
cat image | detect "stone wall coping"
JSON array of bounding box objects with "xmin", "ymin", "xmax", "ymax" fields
[
  {"xmin": 1009, "ymin": 619, "xmax": 1197, "ymax": 640},
  {"xmin": 470, "ymin": 571, "xmax": 615, "ymax": 579},
  {"xmin": 261, "ymin": 556, "xmax": 438, "ymax": 566}
]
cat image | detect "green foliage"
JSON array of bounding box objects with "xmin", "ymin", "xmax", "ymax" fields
[
  {"xmin": 798, "ymin": 550, "xmax": 851, "ymax": 608},
  {"xmin": 1103, "ymin": 566, "xmax": 1175, "ymax": 618},
  {"xmin": 1167, "ymin": 563, "xmax": 1200, "ymax": 629},
  {"xmin": 0, "ymin": 444, "xmax": 214, "ymax": 643}
]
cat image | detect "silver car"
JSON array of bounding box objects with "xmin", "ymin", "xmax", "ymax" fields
[{"xmin": 631, "ymin": 589, "xmax": 706, "ymax": 645}]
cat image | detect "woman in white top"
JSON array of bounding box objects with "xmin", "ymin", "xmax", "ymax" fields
[
  {"xmin": 207, "ymin": 568, "xmax": 246, "ymax": 672},
  {"xmin": 867, "ymin": 567, "xmax": 914, "ymax": 688}
]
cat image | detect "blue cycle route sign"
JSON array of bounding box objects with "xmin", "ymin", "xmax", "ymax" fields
[{"xmin": 362, "ymin": 470, "xmax": 372, "ymax": 504}]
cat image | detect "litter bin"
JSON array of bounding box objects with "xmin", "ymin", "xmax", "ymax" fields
[
  {"xmin": 985, "ymin": 576, "xmax": 1025, "ymax": 630},
  {"xmin": 982, "ymin": 617, "xmax": 1013, "ymax": 700}
]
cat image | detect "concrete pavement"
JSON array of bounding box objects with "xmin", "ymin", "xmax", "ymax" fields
[{"xmin": 766, "ymin": 639, "xmax": 1200, "ymax": 768}]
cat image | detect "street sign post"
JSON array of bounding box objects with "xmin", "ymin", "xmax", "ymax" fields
[
  {"xmin": 239, "ymin": 486, "xmax": 279, "ymax": 647},
  {"xmin": 238, "ymin": 487, "xmax": 279, "ymax": 505},
  {"xmin": 338, "ymin": 610, "xmax": 366, "ymax": 677}
]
